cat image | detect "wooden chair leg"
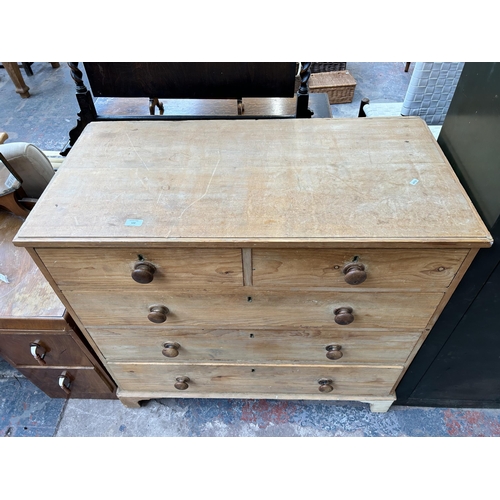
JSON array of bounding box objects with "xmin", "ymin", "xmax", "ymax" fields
[
  {"xmin": 149, "ymin": 98, "xmax": 164, "ymax": 116},
  {"xmin": 404, "ymin": 62, "xmax": 411, "ymax": 72},
  {"xmin": 2, "ymin": 62, "xmax": 30, "ymax": 98},
  {"xmin": 21, "ymin": 63, "xmax": 34, "ymax": 76}
]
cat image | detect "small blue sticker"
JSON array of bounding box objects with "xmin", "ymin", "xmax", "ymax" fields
[
  {"xmin": 410, "ymin": 179, "xmax": 419, "ymax": 185},
  {"xmin": 125, "ymin": 219, "xmax": 143, "ymax": 226}
]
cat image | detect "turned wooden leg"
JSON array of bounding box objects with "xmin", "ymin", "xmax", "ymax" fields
[
  {"xmin": 149, "ymin": 98, "xmax": 164, "ymax": 116},
  {"xmin": 2, "ymin": 62, "xmax": 30, "ymax": 98},
  {"xmin": 50, "ymin": 62, "xmax": 60, "ymax": 68}
]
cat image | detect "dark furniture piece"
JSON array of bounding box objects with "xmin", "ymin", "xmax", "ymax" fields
[
  {"xmin": 0, "ymin": 211, "xmax": 117, "ymax": 399},
  {"xmin": 395, "ymin": 62, "xmax": 500, "ymax": 408},
  {"xmin": 63, "ymin": 62, "xmax": 330, "ymax": 156}
]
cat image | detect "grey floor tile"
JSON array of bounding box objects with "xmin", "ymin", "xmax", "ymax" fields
[
  {"xmin": 0, "ymin": 377, "xmax": 65, "ymax": 437},
  {"xmin": 54, "ymin": 397, "xmax": 500, "ymax": 437}
]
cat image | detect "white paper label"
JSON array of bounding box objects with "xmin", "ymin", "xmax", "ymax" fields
[{"xmin": 5, "ymin": 174, "xmax": 18, "ymax": 189}]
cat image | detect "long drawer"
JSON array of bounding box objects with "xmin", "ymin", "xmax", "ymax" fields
[
  {"xmin": 65, "ymin": 289, "xmax": 443, "ymax": 329},
  {"xmin": 109, "ymin": 362, "xmax": 402, "ymax": 397},
  {"xmin": 252, "ymin": 248, "xmax": 468, "ymax": 289},
  {"xmin": 36, "ymin": 248, "xmax": 244, "ymax": 289},
  {"xmin": 89, "ymin": 327, "xmax": 421, "ymax": 365}
]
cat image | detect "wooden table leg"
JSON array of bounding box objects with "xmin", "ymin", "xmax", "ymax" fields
[{"xmin": 2, "ymin": 62, "xmax": 30, "ymax": 98}]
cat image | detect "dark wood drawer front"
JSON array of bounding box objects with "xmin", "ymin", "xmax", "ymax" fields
[
  {"xmin": 0, "ymin": 332, "xmax": 93, "ymax": 367},
  {"xmin": 17, "ymin": 367, "xmax": 114, "ymax": 398}
]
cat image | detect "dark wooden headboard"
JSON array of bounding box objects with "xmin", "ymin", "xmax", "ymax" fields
[
  {"xmin": 83, "ymin": 62, "xmax": 297, "ymax": 99},
  {"xmin": 62, "ymin": 62, "xmax": 320, "ymax": 156}
]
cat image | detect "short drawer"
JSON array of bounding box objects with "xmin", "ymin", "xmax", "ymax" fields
[
  {"xmin": 0, "ymin": 331, "xmax": 93, "ymax": 367},
  {"xmin": 66, "ymin": 289, "xmax": 443, "ymax": 330},
  {"xmin": 17, "ymin": 366, "xmax": 115, "ymax": 398},
  {"xmin": 252, "ymin": 248, "xmax": 468, "ymax": 289},
  {"xmin": 109, "ymin": 362, "xmax": 402, "ymax": 397},
  {"xmin": 90, "ymin": 327, "xmax": 421, "ymax": 365},
  {"xmin": 36, "ymin": 247, "xmax": 244, "ymax": 289}
]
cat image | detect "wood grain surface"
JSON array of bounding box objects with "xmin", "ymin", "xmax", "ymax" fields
[
  {"xmin": 89, "ymin": 327, "xmax": 421, "ymax": 365},
  {"xmin": 108, "ymin": 362, "xmax": 401, "ymax": 396},
  {"xmin": 14, "ymin": 118, "xmax": 492, "ymax": 248},
  {"xmin": 64, "ymin": 289, "xmax": 443, "ymax": 330},
  {"xmin": 252, "ymin": 248, "xmax": 468, "ymax": 289},
  {"xmin": 36, "ymin": 247, "xmax": 244, "ymax": 289}
]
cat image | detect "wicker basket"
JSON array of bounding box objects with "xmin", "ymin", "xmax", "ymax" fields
[
  {"xmin": 310, "ymin": 62, "xmax": 346, "ymax": 73},
  {"xmin": 309, "ymin": 70, "xmax": 356, "ymax": 104}
]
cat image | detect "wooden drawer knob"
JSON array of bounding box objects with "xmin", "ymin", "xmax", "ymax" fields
[
  {"xmin": 148, "ymin": 305, "xmax": 169, "ymax": 323},
  {"xmin": 174, "ymin": 376, "xmax": 190, "ymax": 390},
  {"xmin": 132, "ymin": 261, "xmax": 156, "ymax": 284},
  {"xmin": 326, "ymin": 344, "xmax": 343, "ymax": 360},
  {"xmin": 343, "ymin": 263, "xmax": 367, "ymax": 285},
  {"xmin": 30, "ymin": 340, "xmax": 46, "ymax": 366},
  {"xmin": 334, "ymin": 307, "xmax": 354, "ymax": 325},
  {"xmin": 318, "ymin": 378, "xmax": 334, "ymax": 393},
  {"xmin": 162, "ymin": 342, "xmax": 180, "ymax": 358}
]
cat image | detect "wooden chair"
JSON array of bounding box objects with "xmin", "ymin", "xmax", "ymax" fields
[
  {"xmin": 62, "ymin": 62, "xmax": 326, "ymax": 155},
  {"xmin": 0, "ymin": 133, "xmax": 55, "ymax": 217},
  {"xmin": 1, "ymin": 63, "xmax": 60, "ymax": 98}
]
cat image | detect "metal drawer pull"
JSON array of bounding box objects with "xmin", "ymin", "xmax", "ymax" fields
[
  {"xmin": 318, "ymin": 378, "xmax": 334, "ymax": 393},
  {"xmin": 342, "ymin": 263, "xmax": 367, "ymax": 285},
  {"xmin": 148, "ymin": 305, "xmax": 169, "ymax": 323},
  {"xmin": 174, "ymin": 376, "xmax": 190, "ymax": 390},
  {"xmin": 162, "ymin": 342, "xmax": 180, "ymax": 358},
  {"xmin": 58, "ymin": 371, "xmax": 71, "ymax": 395},
  {"xmin": 132, "ymin": 261, "xmax": 157, "ymax": 284},
  {"xmin": 333, "ymin": 307, "xmax": 354, "ymax": 325},
  {"xmin": 325, "ymin": 344, "xmax": 343, "ymax": 360},
  {"xmin": 30, "ymin": 341, "xmax": 46, "ymax": 366}
]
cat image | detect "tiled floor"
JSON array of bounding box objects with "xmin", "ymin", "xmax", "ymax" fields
[{"xmin": 2, "ymin": 62, "xmax": 500, "ymax": 437}]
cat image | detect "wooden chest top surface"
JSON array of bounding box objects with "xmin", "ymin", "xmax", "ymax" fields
[{"xmin": 14, "ymin": 118, "xmax": 492, "ymax": 248}]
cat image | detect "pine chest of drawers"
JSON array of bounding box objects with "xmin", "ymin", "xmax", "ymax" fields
[{"xmin": 14, "ymin": 118, "xmax": 492, "ymax": 411}]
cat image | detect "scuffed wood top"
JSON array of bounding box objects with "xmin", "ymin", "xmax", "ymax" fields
[
  {"xmin": 14, "ymin": 118, "xmax": 492, "ymax": 248},
  {"xmin": 0, "ymin": 212, "xmax": 65, "ymax": 320}
]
